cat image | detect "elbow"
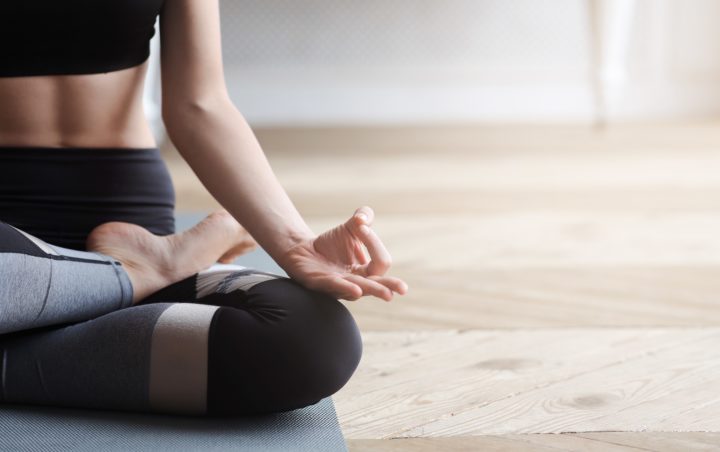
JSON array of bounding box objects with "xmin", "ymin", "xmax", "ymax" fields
[{"xmin": 162, "ymin": 92, "xmax": 233, "ymax": 137}]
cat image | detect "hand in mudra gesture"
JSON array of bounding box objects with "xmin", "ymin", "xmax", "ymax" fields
[{"xmin": 277, "ymin": 206, "xmax": 408, "ymax": 301}]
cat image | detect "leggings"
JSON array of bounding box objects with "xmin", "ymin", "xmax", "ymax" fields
[
  {"xmin": 0, "ymin": 221, "xmax": 363, "ymax": 416},
  {"xmin": 0, "ymin": 147, "xmax": 176, "ymax": 250}
]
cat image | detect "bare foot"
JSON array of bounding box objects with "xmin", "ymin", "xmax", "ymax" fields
[{"xmin": 86, "ymin": 210, "xmax": 257, "ymax": 304}]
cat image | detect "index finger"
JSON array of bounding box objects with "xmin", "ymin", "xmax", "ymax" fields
[{"xmin": 356, "ymin": 224, "xmax": 392, "ymax": 276}]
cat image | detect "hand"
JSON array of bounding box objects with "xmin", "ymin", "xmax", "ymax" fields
[{"xmin": 276, "ymin": 206, "xmax": 409, "ymax": 301}]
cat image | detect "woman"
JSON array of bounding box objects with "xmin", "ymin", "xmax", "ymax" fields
[{"xmin": 0, "ymin": 0, "xmax": 407, "ymax": 416}]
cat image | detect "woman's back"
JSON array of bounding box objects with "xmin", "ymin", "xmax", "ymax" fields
[{"xmin": 0, "ymin": 58, "xmax": 154, "ymax": 149}]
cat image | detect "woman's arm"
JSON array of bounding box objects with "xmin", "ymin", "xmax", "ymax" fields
[
  {"xmin": 159, "ymin": 0, "xmax": 407, "ymax": 301},
  {"xmin": 159, "ymin": 0, "xmax": 313, "ymax": 260}
]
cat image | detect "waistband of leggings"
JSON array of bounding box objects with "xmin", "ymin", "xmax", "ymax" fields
[{"xmin": 0, "ymin": 146, "xmax": 161, "ymax": 161}]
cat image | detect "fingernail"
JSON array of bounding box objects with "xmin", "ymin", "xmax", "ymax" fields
[{"xmin": 356, "ymin": 213, "xmax": 368, "ymax": 223}]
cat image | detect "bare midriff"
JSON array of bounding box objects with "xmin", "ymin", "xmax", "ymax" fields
[{"xmin": 0, "ymin": 61, "xmax": 156, "ymax": 149}]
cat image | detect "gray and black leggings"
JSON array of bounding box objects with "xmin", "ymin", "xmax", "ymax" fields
[{"xmin": 0, "ymin": 220, "xmax": 363, "ymax": 416}]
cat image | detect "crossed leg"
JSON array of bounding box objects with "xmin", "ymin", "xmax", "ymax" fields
[{"xmin": 0, "ymin": 218, "xmax": 362, "ymax": 415}]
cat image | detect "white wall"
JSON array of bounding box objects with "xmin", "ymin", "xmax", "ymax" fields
[
  {"xmin": 618, "ymin": 0, "xmax": 720, "ymax": 120},
  {"xmin": 217, "ymin": 0, "xmax": 720, "ymax": 125}
]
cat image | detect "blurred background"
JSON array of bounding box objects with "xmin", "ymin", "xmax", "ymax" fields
[
  {"xmin": 218, "ymin": 0, "xmax": 720, "ymax": 124},
  {"xmin": 153, "ymin": 0, "xmax": 720, "ymax": 332}
]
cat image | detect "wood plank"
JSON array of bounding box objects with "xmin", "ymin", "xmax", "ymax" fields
[
  {"xmin": 336, "ymin": 330, "xmax": 720, "ymax": 438},
  {"xmin": 576, "ymin": 432, "xmax": 720, "ymax": 451},
  {"xmin": 250, "ymin": 123, "xmax": 720, "ymax": 156},
  {"xmin": 347, "ymin": 436, "xmax": 568, "ymax": 452},
  {"xmin": 343, "ymin": 267, "xmax": 720, "ymax": 330},
  {"xmin": 301, "ymin": 214, "xmax": 720, "ymax": 270},
  {"xmin": 168, "ymin": 143, "xmax": 720, "ymax": 216},
  {"xmin": 348, "ymin": 433, "xmax": 720, "ymax": 452},
  {"xmin": 268, "ymin": 151, "xmax": 720, "ymax": 194}
]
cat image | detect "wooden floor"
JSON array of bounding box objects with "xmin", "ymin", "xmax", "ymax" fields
[{"xmin": 166, "ymin": 123, "xmax": 720, "ymax": 451}]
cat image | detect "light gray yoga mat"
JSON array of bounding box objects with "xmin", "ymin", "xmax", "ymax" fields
[{"xmin": 0, "ymin": 398, "xmax": 347, "ymax": 451}]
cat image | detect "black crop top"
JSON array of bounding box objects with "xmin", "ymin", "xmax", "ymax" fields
[{"xmin": 0, "ymin": 0, "xmax": 165, "ymax": 77}]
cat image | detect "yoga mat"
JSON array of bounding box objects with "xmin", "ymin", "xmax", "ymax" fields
[{"xmin": 0, "ymin": 398, "xmax": 347, "ymax": 451}]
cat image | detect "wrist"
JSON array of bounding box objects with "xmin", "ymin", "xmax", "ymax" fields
[{"xmin": 267, "ymin": 226, "xmax": 315, "ymax": 261}]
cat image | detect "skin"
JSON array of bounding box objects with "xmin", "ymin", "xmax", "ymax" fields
[
  {"xmin": 88, "ymin": 210, "xmax": 259, "ymax": 304},
  {"xmin": 0, "ymin": 0, "xmax": 408, "ymax": 302}
]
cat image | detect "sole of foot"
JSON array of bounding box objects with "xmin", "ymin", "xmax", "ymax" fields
[{"xmin": 86, "ymin": 210, "xmax": 257, "ymax": 303}]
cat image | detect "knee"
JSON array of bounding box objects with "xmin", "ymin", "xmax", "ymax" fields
[
  {"xmin": 288, "ymin": 280, "xmax": 364, "ymax": 396},
  {"xmin": 206, "ymin": 278, "xmax": 363, "ymax": 415}
]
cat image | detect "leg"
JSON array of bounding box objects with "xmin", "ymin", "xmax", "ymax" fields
[
  {"xmin": 141, "ymin": 263, "xmax": 288, "ymax": 307},
  {"xmin": 1, "ymin": 292, "xmax": 362, "ymax": 415},
  {"xmin": 206, "ymin": 276, "xmax": 363, "ymax": 415},
  {"xmin": 0, "ymin": 211, "xmax": 255, "ymax": 334},
  {"xmin": 0, "ymin": 220, "xmax": 132, "ymax": 334},
  {"xmin": 142, "ymin": 264, "xmax": 365, "ymax": 414}
]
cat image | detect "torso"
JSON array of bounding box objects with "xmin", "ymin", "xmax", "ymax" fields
[
  {"xmin": 0, "ymin": 1, "xmax": 172, "ymax": 250},
  {"xmin": 0, "ymin": 62, "xmax": 155, "ymax": 149}
]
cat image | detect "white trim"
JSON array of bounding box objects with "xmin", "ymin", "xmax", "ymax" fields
[
  {"xmin": 9, "ymin": 225, "xmax": 58, "ymax": 256},
  {"xmin": 196, "ymin": 264, "xmax": 279, "ymax": 298},
  {"xmin": 148, "ymin": 303, "xmax": 219, "ymax": 415}
]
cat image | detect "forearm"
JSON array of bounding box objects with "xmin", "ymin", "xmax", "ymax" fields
[{"xmin": 164, "ymin": 96, "xmax": 314, "ymax": 261}]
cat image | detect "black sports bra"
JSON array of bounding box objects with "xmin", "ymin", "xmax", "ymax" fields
[{"xmin": 0, "ymin": 0, "xmax": 165, "ymax": 77}]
